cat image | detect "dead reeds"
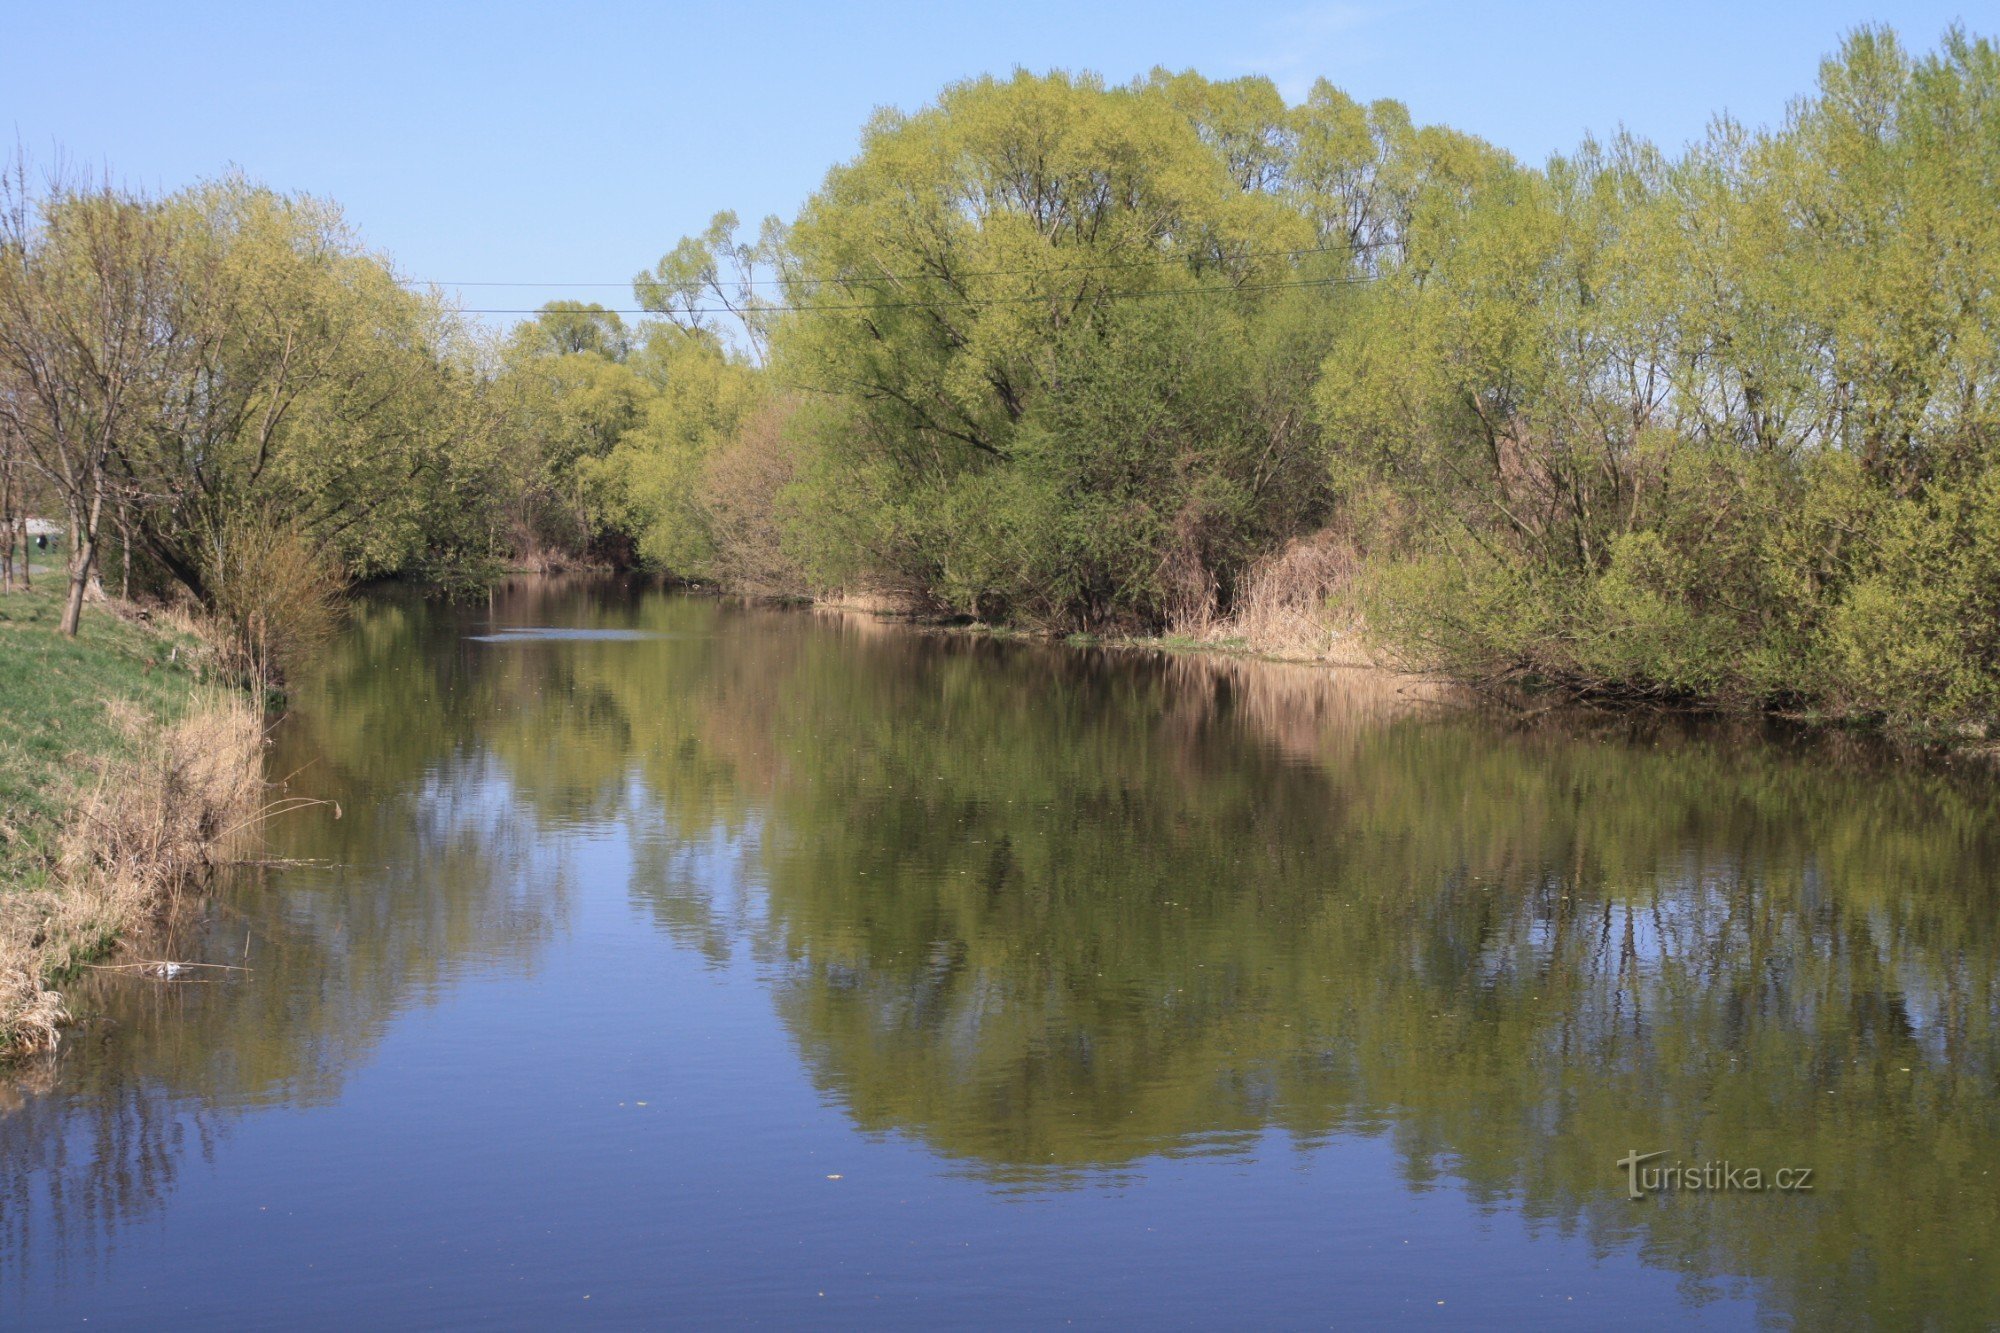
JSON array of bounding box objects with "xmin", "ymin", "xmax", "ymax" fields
[
  {"xmin": 1171, "ymin": 528, "xmax": 1390, "ymax": 666},
  {"xmin": 0, "ymin": 692, "xmax": 264, "ymax": 1056}
]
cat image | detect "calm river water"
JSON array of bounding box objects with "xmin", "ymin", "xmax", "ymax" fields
[{"xmin": 5, "ymin": 578, "xmax": 1999, "ymax": 1327}]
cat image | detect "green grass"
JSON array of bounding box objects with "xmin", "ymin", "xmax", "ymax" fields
[{"xmin": 0, "ymin": 583, "xmax": 209, "ymax": 893}]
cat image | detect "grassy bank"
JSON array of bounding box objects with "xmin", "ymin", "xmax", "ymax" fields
[{"xmin": 0, "ymin": 584, "xmax": 262, "ymax": 1056}]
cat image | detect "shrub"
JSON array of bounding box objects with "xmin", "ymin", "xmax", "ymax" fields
[{"xmin": 204, "ymin": 513, "xmax": 346, "ymax": 684}]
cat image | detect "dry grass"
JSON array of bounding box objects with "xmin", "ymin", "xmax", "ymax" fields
[
  {"xmin": 0, "ymin": 693, "xmax": 263, "ymax": 1056},
  {"xmin": 1170, "ymin": 528, "xmax": 1393, "ymax": 666},
  {"xmin": 0, "ymin": 977, "xmax": 65, "ymax": 1060}
]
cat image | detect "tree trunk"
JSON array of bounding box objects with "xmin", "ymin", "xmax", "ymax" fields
[
  {"xmin": 131, "ymin": 511, "xmax": 209, "ymax": 601},
  {"xmin": 60, "ymin": 482, "xmax": 103, "ymax": 637},
  {"xmin": 61, "ymin": 536, "xmax": 91, "ymax": 634},
  {"xmin": 0, "ymin": 457, "xmax": 12, "ymax": 592}
]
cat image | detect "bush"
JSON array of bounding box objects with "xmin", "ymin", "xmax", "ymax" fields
[
  {"xmin": 701, "ymin": 398, "xmax": 806, "ymax": 593},
  {"xmin": 1821, "ymin": 473, "xmax": 2000, "ymax": 731},
  {"xmin": 204, "ymin": 514, "xmax": 346, "ymax": 684}
]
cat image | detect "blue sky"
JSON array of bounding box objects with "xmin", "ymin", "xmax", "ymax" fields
[{"xmin": 3, "ymin": 2, "xmax": 1978, "ymax": 322}]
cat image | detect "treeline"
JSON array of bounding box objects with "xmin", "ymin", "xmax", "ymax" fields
[
  {"xmin": 0, "ymin": 167, "xmax": 521, "ymax": 670},
  {"xmin": 507, "ymin": 25, "xmax": 2000, "ymax": 734},
  {"xmin": 8, "ymin": 26, "xmax": 1997, "ymax": 731}
]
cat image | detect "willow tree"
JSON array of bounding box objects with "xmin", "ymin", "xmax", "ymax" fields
[
  {"xmin": 770, "ymin": 70, "xmax": 1366, "ymax": 626},
  {"xmin": 117, "ymin": 177, "xmax": 504, "ymax": 598},
  {"xmin": 1311, "ymin": 27, "xmax": 2000, "ymax": 726},
  {"xmin": 578, "ymin": 322, "xmax": 764, "ymax": 576}
]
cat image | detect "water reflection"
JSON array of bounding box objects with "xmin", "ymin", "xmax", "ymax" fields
[
  {"xmin": 5, "ymin": 579, "xmax": 2000, "ymax": 1326},
  {"xmin": 626, "ymin": 607, "xmax": 2000, "ymax": 1324},
  {"xmin": 0, "ymin": 594, "xmax": 582, "ymax": 1293}
]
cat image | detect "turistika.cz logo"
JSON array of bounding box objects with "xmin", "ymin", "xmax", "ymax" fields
[{"xmin": 1616, "ymin": 1150, "xmax": 1814, "ymax": 1200}]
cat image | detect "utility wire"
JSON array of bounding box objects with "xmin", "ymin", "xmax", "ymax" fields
[
  {"xmin": 402, "ymin": 237, "xmax": 1397, "ymax": 291},
  {"xmin": 453, "ymin": 272, "xmax": 1380, "ymax": 317}
]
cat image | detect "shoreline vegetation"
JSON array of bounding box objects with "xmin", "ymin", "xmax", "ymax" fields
[
  {"xmin": 2, "ymin": 26, "xmax": 1997, "ymax": 1051},
  {"xmin": 0, "ymin": 583, "xmax": 262, "ymax": 1057},
  {"xmin": 2, "ymin": 25, "xmax": 1996, "ymax": 746},
  {"xmin": 805, "ymin": 532, "xmax": 1391, "ymax": 668},
  {"xmin": 804, "ymin": 588, "xmax": 1994, "ymax": 753},
  {"xmin": 499, "ymin": 24, "xmax": 2000, "ymax": 744}
]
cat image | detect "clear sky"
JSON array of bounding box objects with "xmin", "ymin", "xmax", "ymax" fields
[{"xmin": 2, "ymin": 2, "xmax": 1979, "ymax": 322}]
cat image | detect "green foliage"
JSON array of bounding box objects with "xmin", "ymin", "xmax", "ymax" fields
[
  {"xmin": 766, "ymin": 68, "xmax": 1367, "ymax": 625},
  {"xmin": 579, "ymin": 327, "xmax": 763, "ymax": 574},
  {"xmin": 492, "ymin": 25, "xmax": 1999, "ymax": 733},
  {"xmin": 136, "ymin": 177, "xmax": 511, "ymax": 588},
  {"xmin": 880, "ymin": 291, "xmax": 1333, "ymax": 626},
  {"xmin": 516, "ymin": 300, "xmax": 632, "ymax": 360},
  {"xmin": 1315, "ymin": 26, "xmax": 2000, "ymax": 731},
  {"xmin": 1822, "ymin": 472, "xmax": 2000, "ymax": 728},
  {"xmin": 491, "ymin": 303, "xmax": 650, "ymax": 558},
  {"xmin": 0, "ymin": 168, "xmax": 520, "ymax": 619}
]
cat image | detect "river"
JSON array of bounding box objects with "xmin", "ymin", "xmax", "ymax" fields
[{"xmin": 5, "ymin": 577, "xmax": 1998, "ymax": 1327}]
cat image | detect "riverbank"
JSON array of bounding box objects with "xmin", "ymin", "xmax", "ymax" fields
[
  {"xmin": 897, "ymin": 616, "xmax": 1391, "ymax": 673},
  {"xmin": 0, "ymin": 584, "xmax": 263, "ymax": 1057},
  {"xmin": 801, "ymin": 585, "xmax": 2000, "ymax": 761}
]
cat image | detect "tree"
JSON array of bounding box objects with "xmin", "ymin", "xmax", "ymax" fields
[
  {"xmin": 633, "ymin": 210, "xmax": 787, "ymax": 363},
  {"xmin": 0, "ymin": 164, "xmax": 187, "ymax": 634},
  {"xmin": 116, "ymin": 177, "xmax": 503, "ymax": 597},
  {"xmin": 1308, "ymin": 26, "xmax": 2000, "ymax": 725},
  {"xmin": 491, "ymin": 303, "xmax": 650, "ymax": 559},
  {"xmin": 517, "ymin": 300, "xmax": 631, "ymax": 360},
  {"xmin": 580, "ymin": 323, "xmax": 762, "ymax": 574},
  {"xmin": 767, "ymin": 69, "xmax": 1376, "ymax": 624}
]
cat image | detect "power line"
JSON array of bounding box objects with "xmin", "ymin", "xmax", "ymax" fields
[
  {"xmin": 402, "ymin": 237, "xmax": 1396, "ymax": 291},
  {"xmin": 454, "ymin": 272, "xmax": 1379, "ymax": 317}
]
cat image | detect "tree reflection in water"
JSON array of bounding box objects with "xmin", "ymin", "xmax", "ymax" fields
[{"xmin": 3, "ymin": 579, "xmax": 1997, "ymax": 1325}]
